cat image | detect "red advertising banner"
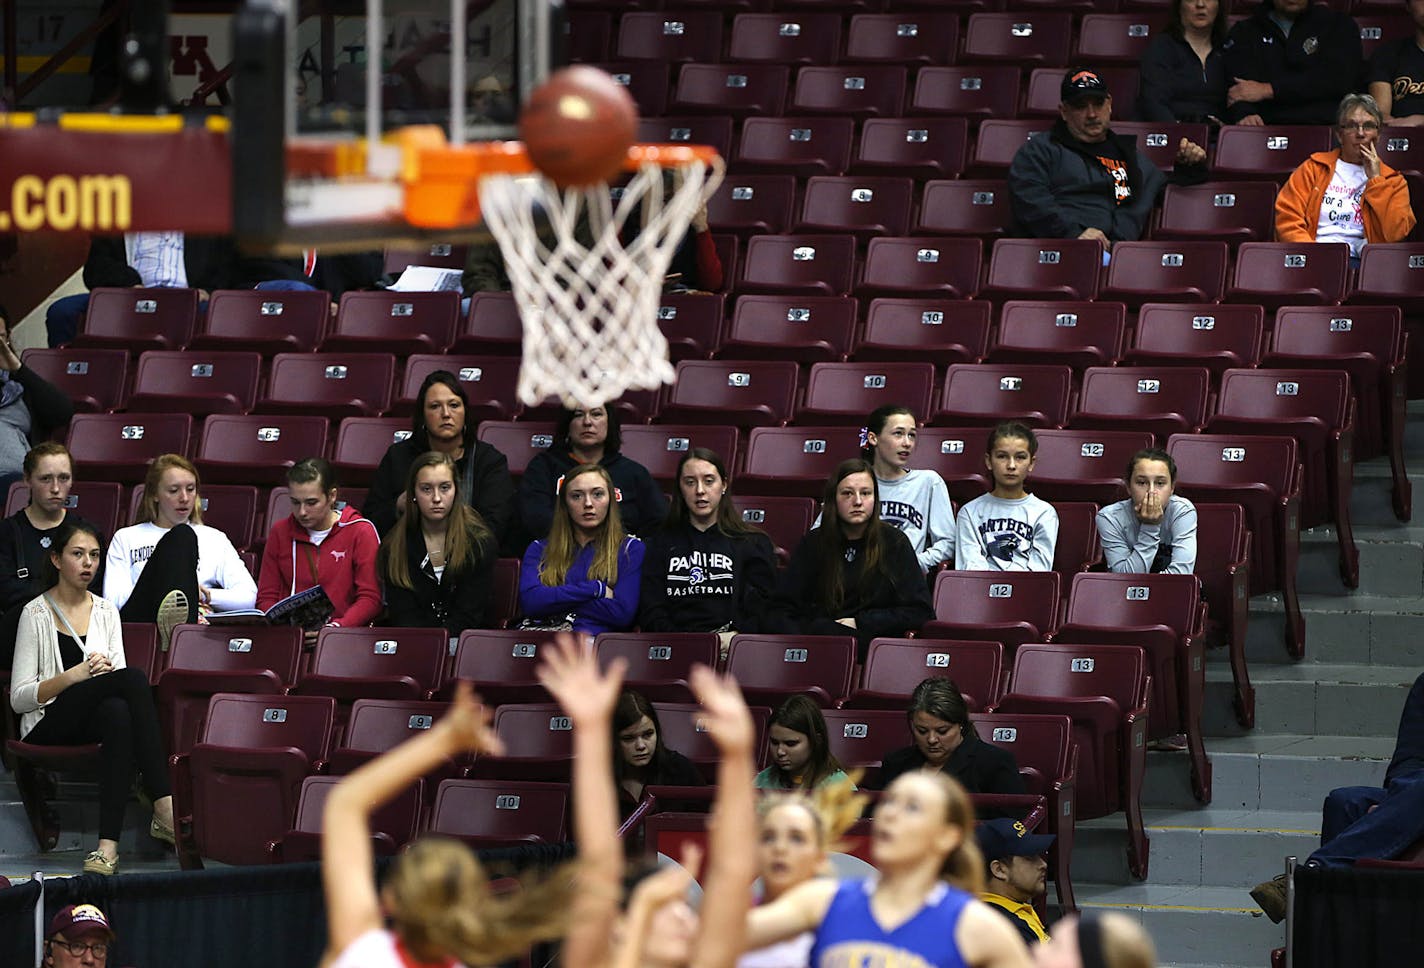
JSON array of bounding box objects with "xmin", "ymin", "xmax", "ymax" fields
[{"xmin": 0, "ymin": 115, "xmax": 232, "ymax": 234}]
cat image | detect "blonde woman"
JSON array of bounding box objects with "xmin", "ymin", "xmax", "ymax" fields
[{"xmin": 518, "ymin": 463, "xmax": 644, "ymax": 634}]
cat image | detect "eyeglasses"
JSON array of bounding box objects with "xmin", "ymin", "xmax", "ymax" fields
[
  {"xmin": 1339, "ymin": 121, "xmax": 1380, "ymax": 133},
  {"xmin": 52, "ymin": 940, "xmax": 108, "ymax": 959}
]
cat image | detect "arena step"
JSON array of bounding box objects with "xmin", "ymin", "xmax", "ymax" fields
[
  {"xmin": 1246, "ymin": 593, "xmax": 1424, "ymax": 667},
  {"xmin": 1203, "ymin": 662, "xmax": 1418, "ymax": 738},
  {"xmin": 1075, "ymin": 882, "xmax": 1284, "ymax": 968}
]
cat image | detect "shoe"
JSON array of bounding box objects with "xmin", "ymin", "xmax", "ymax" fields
[
  {"xmin": 155, "ymin": 589, "xmax": 189, "ymax": 652},
  {"xmin": 1250, "ymin": 874, "xmax": 1287, "ymax": 923},
  {"xmin": 150, "ymin": 815, "xmax": 176, "ymax": 847},
  {"xmin": 83, "ymin": 850, "xmax": 118, "ymax": 876},
  {"xmin": 1148, "ymin": 734, "xmax": 1189, "ymax": 752}
]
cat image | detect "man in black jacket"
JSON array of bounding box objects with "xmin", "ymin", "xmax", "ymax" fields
[{"xmin": 1222, "ymin": 0, "xmax": 1363, "ymax": 125}]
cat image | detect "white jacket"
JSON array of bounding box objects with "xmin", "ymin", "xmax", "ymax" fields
[
  {"xmin": 9, "ymin": 592, "xmax": 127, "ymax": 737},
  {"xmin": 104, "ymin": 521, "xmax": 257, "ymax": 613}
]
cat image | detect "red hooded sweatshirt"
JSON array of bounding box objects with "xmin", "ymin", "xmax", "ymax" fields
[{"xmin": 257, "ymin": 505, "xmax": 382, "ymax": 627}]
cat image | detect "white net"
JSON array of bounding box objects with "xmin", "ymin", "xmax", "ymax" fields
[{"xmin": 478, "ymin": 152, "xmax": 725, "ymax": 408}]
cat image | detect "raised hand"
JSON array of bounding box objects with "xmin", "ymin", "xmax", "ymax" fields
[
  {"xmin": 1135, "ymin": 490, "xmax": 1165, "ymax": 525},
  {"xmin": 440, "ymin": 679, "xmax": 505, "ymax": 757},
  {"xmin": 1361, "ymin": 142, "xmax": 1382, "ymax": 181},
  {"xmin": 688, "ymin": 665, "xmax": 755, "ymax": 755},
  {"xmin": 537, "ymin": 631, "xmax": 626, "ymax": 725}
]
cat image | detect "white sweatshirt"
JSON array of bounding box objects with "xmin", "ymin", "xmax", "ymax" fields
[
  {"xmin": 103, "ymin": 521, "xmax": 257, "ymax": 613},
  {"xmin": 812, "ymin": 469, "xmax": 957, "ymax": 572},
  {"xmin": 954, "ymin": 493, "xmax": 1058, "ymax": 572},
  {"xmin": 1096, "ymin": 496, "xmax": 1198, "ymax": 574}
]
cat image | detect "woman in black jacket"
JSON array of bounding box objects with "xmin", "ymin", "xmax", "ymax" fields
[
  {"xmin": 762, "ymin": 459, "xmax": 933, "ymax": 659},
  {"xmin": 1137, "ymin": 0, "xmax": 1229, "ymax": 124},
  {"xmin": 379, "ymin": 451, "xmax": 497, "ymax": 635}
]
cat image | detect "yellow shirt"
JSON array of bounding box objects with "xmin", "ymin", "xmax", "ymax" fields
[{"xmin": 980, "ymin": 892, "xmax": 1049, "ymax": 943}]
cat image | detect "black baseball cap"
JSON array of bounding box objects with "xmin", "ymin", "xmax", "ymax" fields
[
  {"xmin": 1061, "ymin": 68, "xmax": 1110, "ymax": 105},
  {"xmin": 976, "ymin": 817, "xmax": 1056, "ymax": 860}
]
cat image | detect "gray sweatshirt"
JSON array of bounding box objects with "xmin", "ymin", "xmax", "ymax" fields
[
  {"xmin": 1096, "ymin": 496, "xmax": 1198, "ymax": 575},
  {"xmin": 815, "ymin": 469, "xmax": 957, "ymax": 572},
  {"xmin": 955, "ymin": 493, "xmax": 1058, "ymax": 572}
]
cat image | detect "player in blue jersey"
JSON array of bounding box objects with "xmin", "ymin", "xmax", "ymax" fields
[{"xmin": 744, "ymin": 772, "xmax": 1033, "ymax": 968}]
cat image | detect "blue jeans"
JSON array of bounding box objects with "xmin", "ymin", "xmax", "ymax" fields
[
  {"xmin": 1310, "ymin": 769, "xmax": 1424, "ymax": 867},
  {"xmin": 45, "ymin": 293, "xmax": 90, "ymax": 347}
]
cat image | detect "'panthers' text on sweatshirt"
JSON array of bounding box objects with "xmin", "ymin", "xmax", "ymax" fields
[
  {"xmin": 954, "ymin": 493, "xmax": 1058, "ymax": 572},
  {"xmin": 1096, "ymin": 495, "xmax": 1197, "ymax": 574}
]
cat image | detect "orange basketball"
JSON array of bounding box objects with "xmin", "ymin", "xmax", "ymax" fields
[{"xmin": 518, "ymin": 66, "xmax": 639, "ymax": 188}]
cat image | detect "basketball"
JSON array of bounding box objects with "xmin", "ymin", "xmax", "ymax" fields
[{"xmin": 518, "ymin": 65, "xmax": 639, "ymax": 188}]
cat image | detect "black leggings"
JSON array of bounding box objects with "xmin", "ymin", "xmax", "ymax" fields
[
  {"xmin": 22, "ymin": 667, "xmax": 171, "ymax": 841},
  {"xmin": 119, "ymin": 523, "xmax": 199, "ymax": 625}
]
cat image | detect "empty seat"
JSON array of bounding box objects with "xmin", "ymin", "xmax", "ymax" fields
[
  {"xmin": 256, "ymin": 352, "xmax": 395, "ymax": 420},
  {"xmin": 961, "ymin": 12, "xmax": 1073, "ymax": 66},
  {"xmin": 332, "ymin": 417, "xmax": 411, "ymax": 486},
  {"xmin": 1192, "ymin": 503, "xmax": 1255, "ymax": 729},
  {"xmin": 707, "ymin": 174, "xmax": 797, "ymax": 237},
  {"xmin": 851, "ymin": 117, "xmax": 969, "ymax": 179},
  {"xmin": 616, "ymin": 11, "xmax": 724, "ymax": 62},
  {"xmin": 1350, "ymin": 242, "xmax": 1424, "ymax": 317},
  {"xmin": 914, "ymin": 426, "xmax": 994, "ymax": 506},
  {"xmin": 1100, "ymin": 241, "xmax": 1229, "ymax": 307},
  {"xmin": 721, "ymin": 294, "xmax": 856, "ymax": 363},
  {"xmin": 1355, "ymin": 12, "xmax": 1412, "ymax": 61},
  {"xmin": 618, "ymin": 424, "xmax": 740, "ymax": 484},
  {"xmin": 740, "ymin": 426, "xmax": 864, "ymax": 498},
  {"xmin": 821, "ymin": 707, "xmax": 911, "ymax": 780},
  {"xmin": 593, "ymin": 631, "xmax": 721, "ymax": 703},
  {"xmin": 382, "ymin": 241, "xmax": 469, "ymax": 275},
  {"xmin": 192, "ymin": 288, "xmax": 330, "ymax": 355},
  {"xmin": 188, "ymin": 484, "xmax": 262, "ymax": 551},
  {"xmin": 638, "ymin": 115, "xmax": 735, "ymax": 160},
  {"xmin": 728, "ymin": 12, "xmax": 841, "ymax": 63},
  {"xmin": 127, "ymin": 350, "xmax": 262, "ymax": 415},
  {"xmin": 968, "ymin": 120, "xmax": 1050, "ymax": 176},
  {"xmin": 1124, "ymin": 303, "xmax": 1265, "ymax": 379},
  {"xmin": 654, "ymin": 701, "xmax": 773, "ymax": 784},
  {"xmin": 853, "ymin": 298, "xmax": 992, "ymax": 366},
  {"xmin": 790, "ymin": 65, "xmax": 906, "ymax": 118},
  {"xmin": 1052, "ymin": 501, "xmax": 1103, "ymax": 581},
  {"xmin": 843, "ymin": 638, "xmax": 1006, "ymax": 711},
  {"xmin": 322, "ymin": 291, "xmax": 460, "ymax": 355},
  {"xmin": 194, "ymin": 414, "xmax": 328, "ymax": 485},
  {"xmin": 795, "ymin": 176, "xmax": 914, "ymax": 238},
  {"xmin": 908, "ymin": 65, "xmax": 1021, "ymax": 123},
  {"xmin": 447, "ymin": 629, "xmax": 559, "ymax": 706},
  {"xmin": 325, "ymin": 698, "xmax": 461, "ymax": 777},
  {"xmin": 475, "ymin": 421, "xmax": 558, "ymax": 478},
  {"xmin": 1110, "ymin": 121, "xmax": 1211, "ymax": 174},
  {"xmin": 923, "ymin": 570, "xmax": 1062, "ymax": 653},
  {"xmin": 724, "ymin": 633, "xmax": 856, "ymax": 707},
  {"xmin": 655, "ymin": 291, "xmax": 726, "ymax": 360},
  {"xmin": 1167, "ymin": 433, "xmax": 1305, "ymax": 657},
  {"xmin": 993, "ymin": 643, "xmax": 1151, "ymax": 879},
  {"xmin": 1072, "ymin": 365, "xmax": 1211, "ymax": 444},
  {"xmin": 18, "ymin": 348, "xmax": 129, "ymax": 413},
  {"xmin": 1029, "ymin": 429, "xmax": 1156, "ymax": 506},
  {"xmin": 734, "ymin": 117, "xmax": 855, "ymax": 176},
  {"xmin": 466, "ymin": 703, "xmax": 575, "ymax": 781},
  {"xmin": 673, "ymin": 63, "xmax": 788, "ymax": 116},
  {"xmin": 738, "ymin": 234, "xmax": 856, "ymax": 296},
  {"xmin": 293, "ymin": 626, "xmax": 448, "ymax": 712},
  {"xmin": 933, "ymin": 363, "xmax": 1073, "ymax": 428},
  {"xmin": 845, "ymin": 13, "xmax": 959, "ymax": 65},
  {"xmin": 857, "ymin": 236, "xmax": 983, "ymax": 299},
  {"xmin": 797, "ymin": 361, "xmax": 936, "ymax": 425},
  {"xmin": 1022, "ymin": 66, "xmax": 1140, "ymax": 121},
  {"xmin": 1154, "ymin": 181, "xmax": 1278, "ymax": 245},
  {"xmin": 1212, "ymin": 125, "xmax": 1336, "ymax": 180},
  {"xmin": 4, "ymin": 480, "xmax": 124, "ymax": 536},
  {"xmin": 915, "ymin": 179, "xmax": 1012, "ymax": 239},
  {"xmin": 398, "ymin": 354, "xmax": 519, "ymax": 421},
  {"xmin": 489, "ymin": 557, "xmax": 521, "ymax": 629},
  {"xmin": 728, "ymin": 495, "xmax": 816, "ymax": 563},
  {"xmin": 1227, "ymin": 242, "xmax": 1350, "ymax": 309},
  {"xmin": 1377, "ymin": 124, "xmax": 1424, "ymax": 177},
  {"xmin": 988, "ymin": 301, "xmax": 1127, "ymax": 371},
  {"xmin": 430, "ymin": 778, "xmax": 570, "ymax": 847},
  {"xmin": 980, "ymin": 238, "xmax": 1102, "ymax": 302},
  {"xmin": 67, "ymin": 412, "xmax": 193, "ymax": 484},
  {"xmin": 72, "ymin": 286, "xmax": 199, "ymax": 352},
  {"xmin": 661, "ymin": 359, "xmax": 798, "ymax": 428},
  {"xmin": 1074, "ymin": 12, "xmax": 1165, "ymax": 63},
  {"xmin": 454, "ymin": 291, "xmax": 523, "ymax": 355},
  {"xmin": 1206, "ymin": 368, "xmax": 1359, "ymax": 587},
  {"xmin": 590, "ymin": 61, "xmax": 670, "ymax": 116},
  {"xmin": 272, "ymin": 774, "xmax": 421, "ymax": 862}
]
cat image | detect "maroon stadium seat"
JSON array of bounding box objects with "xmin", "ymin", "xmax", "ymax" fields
[
  {"xmin": 1052, "ymin": 501, "xmax": 1103, "ymax": 583},
  {"xmin": 1030, "ymin": 429, "xmax": 1155, "ymax": 506},
  {"xmin": 968, "ymin": 120, "xmax": 1050, "ymax": 176},
  {"xmin": 476, "ymin": 421, "xmax": 558, "ymax": 478},
  {"xmin": 331, "ymin": 417, "xmax": 410, "ymax": 487},
  {"xmin": 593, "ymin": 631, "xmax": 721, "ymax": 704},
  {"xmin": 734, "ymin": 116, "xmax": 854, "ymax": 176},
  {"xmin": 195, "ymin": 414, "xmax": 328, "ymax": 485},
  {"xmin": 454, "ymin": 291, "xmax": 523, "ymax": 355},
  {"xmin": 852, "ymin": 117, "xmax": 968, "ymax": 179},
  {"xmin": 845, "ymin": 13, "xmax": 959, "ymax": 65},
  {"xmin": 795, "ymin": 176, "xmax": 915, "ymax": 238},
  {"xmin": 706, "ymin": 174, "xmax": 797, "ymax": 237},
  {"xmin": 255, "ymin": 352, "xmax": 395, "ymax": 420},
  {"xmin": 1192, "ymin": 503, "xmax": 1256, "ymax": 729},
  {"xmin": 908, "ymin": 65, "xmax": 1021, "ymax": 123},
  {"xmin": 980, "ymin": 238, "xmax": 1102, "ymax": 302},
  {"xmin": 430, "ymin": 779, "xmax": 569, "ymax": 847},
  {"xmin": 656, "ymin": 291, "xmax": 726, "ymax": 361},
  {"xmin": 724, "ymin": 633, "xmax": 856, "ymax": 708},
  {"xmin": 740, "ymin": 425, "xmax": 863, "ymax": 498},
  {"xmin": 190, "ymin": 484, "xmax": 262, "ymax": 551},
  {"xmin": 915, "ymin": 179, "xmax": 1012, "ymax": 239},
  {"xmin": 856, "ymin": 236, "xmax": 983, "ymax": 299},
  {"xmin": 466, "ymin": 703, "xmax": 575, "ymax": 782},
  {"xmin": 933, "ymin": 363, "xmax": 1073, "ymax": 428},
  {"xmin": 322, "ymin": 290, "xmax": 459, "ymax": 356},
  {"xmin": 397, "ymin": 354, "xmax": 519, "ymax": 421},
  {"xmin": 914, "ymin": 427, "xmax": 993, "ymax": 506},
  {"xmin": 821, "ymin": 707, "xmax": 911, "ymax": 782},
  {"xmin": 192, "ymin": 288, "xmax": 329, "ymax": 356},
  {"xmin": 1211, "ymin": 125, "xmax": 1335, "ymax": 180},
  {"xmin": 1227, "ymin": 242, "xmax": 1350, "ymax": 309},
  {"xmin": 738, "ymin": 234, "xmax": 856, "ymax": 296},
  {"xmin": 790, "ymin": 65, "xmax": 906, "ymax": 118},
  {"xmin": 1101, "ymin": 241, "xmax": 1229, "ymax": 307},
  {"xmin": 728, "ymin": 495, "xmax": 816, "ymax": 564},
  {"xmin": 1376, "ymin": 124, "xmax": 1424, "ymax": 177},
  {"xmin": 490, "ymin": 557, "xmax": 521, "ymax": 629},
  {"xmin": 1074, "ymin": 12, "xmax": 1166, "ymax": 63},
  {"xmin": 1350, "ymin": 243, "xmax": 1424, "ymax": 317},
  {"xmin": 1124, "ymin": 303, "xmax": 1265, "ymax": 379},
  {"xmin": 590, "ymin": 61, "xmax": 670, "ymax": 116},
  {"xmin": 446, "ymin": 629, "xmax": 560, "ymax": 707},
  {"xmin": 661, "ymin": 359, "xmax": 799, "ymax": 428},
  {"xmin": 653, "ymin": 701, "xmax": 773, "ymax": 784},
  {"xmin": 381, "ymin": 241, "xmax": 468, "ymax": 275},
  {"xmin": 616, "ymin": 11, "xmax": 724, "ymax": 63},
  {"xmin": 127, "ymin": 350, "xmax": 261, "ymax": 416},
  {"xmin": 5, "ymin": 480, "xmax": 124, "ymax": 538},
  {"xmin": 1111, "ymin": 122, "xmax": 1209, "ymax": 174},
  {"xmin": 853, "ymin": 298, "xmax": 992, "ymax": 366},
  {"xmin": 673, "ymin": 63, "xmax": 788, "ymax": 116},
  {"xmin": 922, "ymin": 570, "xmax": 1061, "ymax": 653},
  {"xmin": 638, "ymin": 115, "xmax": 735, "ymax": 160},
  {"xmin": 292, "ymin": 626, "xmax": 449, "ymax": 711},
  {"xmin": 272, "ymin": 774, "xmax": 421, "ymax": 862},
  {"xmin": 67, "ymin": 412, "xmax": 193, "ymax": 484},
  {"xmin": 728, "ymin": 12, "xmax": 841, "ymax": 64},
  {"xmin": 797, "ymin": 361, "xmax": 935, "ymax": 425},
  {"xmin": 722, "ymin": 294, "xmax": 856, "ymax": 363},
  {"xmin": 19, "ymin": 347, "xmax": 129, "ymax": 413},
  {"xmin": 987, "ymin": 301, "xmax": 1127, "ymax": 371},
  {"xmin": 843, "ymin": 638, "xmax": 1005, "ymax": 712},
  {"xmin": 617, "ymin": 424, "xmax": 740, "ymax": 484},
  {"xmin": 1071, "ymin": 365, "xmax": 1211, "ymax": 444},
  {"xmin": 1154, "ymin": 181, "xmax": 1278, "ymax": 245},
  {"xmin": 324, "ymin": 699, "xmax": 461, "ymax": 777},
  {"xmin": 73, "ymin": 286, "xmax": 198, "ymax": 352},
  {"xmin": 961, "ymin": 12, "xmax": 1072, "ymax": 66}
]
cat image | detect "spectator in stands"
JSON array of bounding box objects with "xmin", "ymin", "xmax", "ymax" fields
[
  {"xmin": 765, "ymin": 459, "xmax": 933, "ymax": 655},
  {"xmin": 1221, "ymin": 0, "xmax": 1363, "ymax": 126},
  {"xmin": 1367, "ymin": 0, "xmax": 1424, "ymax": 125},
  {"xmin": 364, "ymin": 369, "xmax": 516, "ymax": 547},
  {"xmin": 43, "ymin": 903, "xmax": 117, "ymax": 967},
  {"xmin": 104, "ymin": 453, "xmax": 257, "ymax": 648},
  {"xmin": 1275, "ymin": 93, "xmax": 1416, "ymax": 261},
  {"xmin": 318, "ymin": 678, "xmax": 572, "ymax": 968},
  {"xmin": 518, "ymin": 463, "xmax": 643, "ymax": 634},
  {"xmin": 0, "ymin": 304, "xmax": 76, "ymax": 486},
  {"xmin": 1138, "ymin": 0, "xmax": 1230, "ymax": 125},
  {"xmin": 977, "ymin": 817, "xmax": 1054, "ymax": 947},
  {"xmin": 956, "ymin": 423, "xmax": 1059, "ymax": 573},
  {"xmin": 1034, "ymin": 913, "xmax": 1156, "ymax": 968},
  {"xmin": 11, "ymin": 520, "xmax": 175, "ymax": 876},
  {"xmin": 756, "ymin": 695, "xmax": 853, "ymax": 792},
  {"xmin": 519, "ymin": 404, "xmax": 667, "ymax": 545},
  {"xmin": 1008, "ymin": 68, "xmax": 1208, "ymax": 245},
  {"xmin": 1097, "ymin": 448, "xmax": 1198, "ymax": 574},
  {"xmin": 638, "ymin": 448, "xmax": 777, "ymax": 650},
  {"xmin": 878, "ymin": 678, "xmax": 1026, "ymax": 804},
  {"xmin": 379, "ymin": 451, "xmax": 498, "ymax": 635},
  {"xmin": 1251, "ymin": 671, "xmax": 1424, "ymax": 922},
  {"xmin": 861, "ymin": 404, "xmax": 956, "ymax": 573},
  {"xmin": 612, "ymin": 690, "xmax": 704, "ymax": 821},
  {"xmin": 258, "ymin": 457, "xmax": 382, "ymax": 637}
]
